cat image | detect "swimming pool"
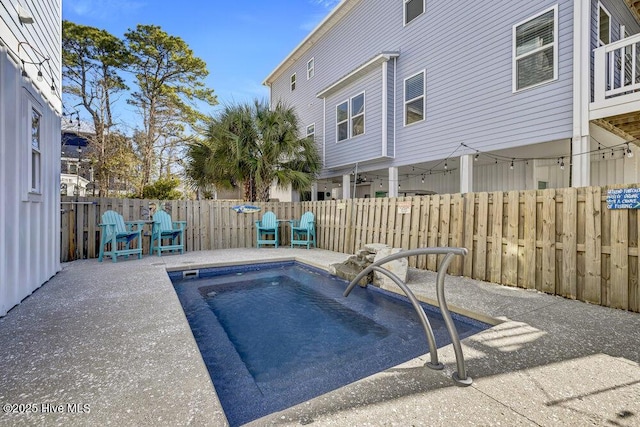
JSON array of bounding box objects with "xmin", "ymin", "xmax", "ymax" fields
[{"xmin": 171, "ymin": 262, "xmax": 489, "ymax": 426}]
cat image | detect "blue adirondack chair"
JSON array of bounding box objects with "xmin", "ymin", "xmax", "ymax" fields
[
  {"xmin": 290, "ymin": 211, "xmax": 316, "ymax": 249},
  {"xmin": 150, "ymin": 210, "xmax": 186, "ymax": 256},
  {"xmin": 255, "ymin": 211, "xmax": 279, "ymax": 248},
  {"xmin": 98, "ymin": 210, "xmax": 143, "ymax": 262}
]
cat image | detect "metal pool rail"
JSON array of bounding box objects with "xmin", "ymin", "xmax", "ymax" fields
[{"xmin": 343, "ymin": 247, "xmax": 472, "ymax": 386}]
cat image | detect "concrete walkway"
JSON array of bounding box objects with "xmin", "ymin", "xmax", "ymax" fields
[{"xmin": 0, "ymin": 248, "xmax": 638, "ymax": 426}]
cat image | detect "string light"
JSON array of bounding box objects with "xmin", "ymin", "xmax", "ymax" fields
[
  {"xmin": 474, "ymin": 154, "xmax": 479, "ymax": 161},
  {"xmin": 510, "ymin": 159, "xmax": 514, "ymax": 170},
  {"xmin": 560, "ymin": 158, "xmax": 565, "ymax": 170},
  {"xmin": 626, "ymin": 143, "xmax": 634, "ymax": 158}
]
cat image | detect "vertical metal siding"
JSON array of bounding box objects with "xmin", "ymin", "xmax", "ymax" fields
[{"xmin": 0, "ymin": 0, "xmax": 62, "ymax": 317}]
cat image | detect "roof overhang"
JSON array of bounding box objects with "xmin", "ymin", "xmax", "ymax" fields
[
  {"xmin": 262, "ymin": 0, "xmax": 361, "ymax": 87},
  {"xmin": 316, "ymin": 52, "xmax": 400, "ymax": 99}
]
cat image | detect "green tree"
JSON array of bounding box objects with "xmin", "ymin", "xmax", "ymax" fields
[
  {"xmin": 184, "ymin": 100, "xmax": 321, "ymax": 202},
  {"xmin": 62, "ymin": 20, "xmax": 133, "ymax": 196},
  {"xmin": 125, "ymin": 24, "xmax": 217, "ymax": 196},
  {"xmin": 141, "ymin": 176, "xmax": 182, "ymax": 200}
]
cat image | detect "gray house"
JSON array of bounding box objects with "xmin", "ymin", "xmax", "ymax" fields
[{"xmin": 264, "ymin": 0, "xmax": 640, "ymax": 199}]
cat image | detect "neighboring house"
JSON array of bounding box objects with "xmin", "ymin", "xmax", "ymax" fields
[
  {"xmin": 61, "ymin": 130, "xmax": 92, "ymax": 197},
  {"xmin": 264, "ymin": 0, "xmax": 640, "ymax": 199},
  {"xmin": 0, "ymin": 1, "xmax": 62, "ymax": 316}
]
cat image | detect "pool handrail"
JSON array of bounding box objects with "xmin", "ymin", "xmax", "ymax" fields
[{"xmin": 343, "ymin": 246, "xmax": 473, "ymax": 387}]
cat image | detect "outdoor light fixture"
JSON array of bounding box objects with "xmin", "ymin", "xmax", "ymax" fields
[
  {"xmin": 560, "ymin": 158, "xmax": 565, "ymax": 170},
  {"xmin": 18, "ymin": 5, "xmax": 34, "ymax": 24},
  {"xmin": 626, "ymin": 144, "xmax": 634, "ymax": 158},
  {"xmin": 36, "ymin": 68, "xmax": 43, "ymax": 82}
]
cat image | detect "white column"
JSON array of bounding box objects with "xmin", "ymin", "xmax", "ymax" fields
[
  {"xmin": 460, "ymin": 154, "xmax": 473, "ymax": 193},
  {"xmin": 571, "ymin": 136, "xmax": 590, "ymax": 187},
  {"xmin": 572, "ymin": 0, "xmax": 591, "ymax": 188},
  {"xmin": 388, "ymin": 167, "xmax": 398, "ymax": 197},
  {"xmin": 311, "ymin": 182, "xmax": 318, "ymax": 201},
  {"xmin": 342, "ymin": 174, "xmax": 351, "ymax": 199}
]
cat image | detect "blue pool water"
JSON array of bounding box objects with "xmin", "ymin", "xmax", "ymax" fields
[{"xmin": 171, "ymin": 262, "xmax": 489, "ymax": 427}]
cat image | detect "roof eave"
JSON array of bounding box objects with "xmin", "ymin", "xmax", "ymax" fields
[{"xmin": 262, "ymin": 0, "xmax": 360, "ymax": 87}]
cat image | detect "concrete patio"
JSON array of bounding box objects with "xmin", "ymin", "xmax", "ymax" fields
[{"xmin": 0, "ymin": 248, "xmax": 638, "ymax": 426}]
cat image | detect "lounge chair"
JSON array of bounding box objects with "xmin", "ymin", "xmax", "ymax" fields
[
  {"xmin": 150, "ymin": 210, "xmax": 186, "ymax": 256},
  {"xmin": 290, "ymin": 211, "xmax": 316, "ymax": 249},
  {"xmin": 98, "ymin": 210, "xmax": 143, "ymax": 262},
  {"xmin": 255, "ymin": 211, "xmax": 279, "ymax": 247}
]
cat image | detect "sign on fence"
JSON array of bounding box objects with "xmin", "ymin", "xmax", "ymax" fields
[
  {"xmin": 397, "ymin": 201, "xmax": 411, "ymax": 214},
  {"xmin": 606, "ymin": 188, "xmax": 640, "ymax": 209}
]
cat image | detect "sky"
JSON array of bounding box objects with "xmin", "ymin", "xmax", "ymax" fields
[{"xmin": 61, "ymin": 0, "xmax": 341, "ymax": 126}]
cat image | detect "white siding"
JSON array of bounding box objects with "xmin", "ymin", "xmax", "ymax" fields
[{"xmin": 1, "ymin": 0, "xmax": 62, "ymax": 317}]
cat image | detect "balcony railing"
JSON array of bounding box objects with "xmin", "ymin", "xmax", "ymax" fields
[{"xmin": 592, "ymin": 33, "xmax": 640, "ymax": 118}]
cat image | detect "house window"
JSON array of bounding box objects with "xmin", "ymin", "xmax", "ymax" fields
[
  {"xmin": 404, "ymin": 0, "xmax": 424, "ymax": 25},
  {"xmin": 68, "ymin": 162, "xmax": 78, "ymax": 174},
  {"xmin": 598, "ymin": 3, "xmax": 611, "ymax": 45},
  {"xmin": 336, "ymin": 92, "xmax": 366, "ymax": 142},
  {"xmin": 513, "ymin": 6, "xmax": 557, "ymax": 91},
  {"xmin": 307, "ymin": 58, "xmax": 315, "ymax": 79},
  {"xmin": 351, "ymin": 93, "xmax": 365, "ymax": 137},
  {"xmin": 336, "ymin": 101, "xmax": 348, "ymax": 141},
  {"xmin": 306, "ymin": 123, "xmax": 315, "ymax": 139},
  {"xmin": 30, "ymin": 107, "xmax": 42, "ymax": 193},
  {"xmin": 291, "ymin": 73, "xmax": 296, "ymax": 91},
  {"xmin": 404, "ymin": 71, "xmax": 425, "ymax": 125}
]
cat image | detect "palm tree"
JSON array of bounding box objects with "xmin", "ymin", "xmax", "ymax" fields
[{"xmin": 185, "ymin": 99, "xmax": 321, "ymax": 202}]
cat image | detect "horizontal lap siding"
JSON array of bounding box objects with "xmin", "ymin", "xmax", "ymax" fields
[
  {"xmin": 324, "ymin": 68, "xmax": 384, "ymax": 167},
  {"xmin": 395, "ymin": 0, "xmax": 574, "ymax": 165},
  {"xmin": 269, "ymin": 0, "xmax": 578, "ymax": 177}
]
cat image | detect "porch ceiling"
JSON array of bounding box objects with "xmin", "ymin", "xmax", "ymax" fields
[
  {"xmin": 625, "ymin": 0, "xmax": 640, "ymax": 22},
  {"xmin": 595, "ymin": 114, "xmax": 640, "ymax": 144}
]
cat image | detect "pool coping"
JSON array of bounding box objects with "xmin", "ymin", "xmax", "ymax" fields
[
  {"xmin": 1, "ymin": 248, "xmax": 638, "ymax": 426},
  {"xmin": 167, "ymin": 256, "xmax": 503, "ymax": 328}
]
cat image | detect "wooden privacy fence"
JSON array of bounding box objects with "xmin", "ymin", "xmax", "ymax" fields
[{"xmin": 61, "ymin": 185, "xmax": 640, "ymax": 312}]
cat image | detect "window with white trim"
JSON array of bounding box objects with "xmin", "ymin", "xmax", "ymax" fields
[
  {"xmin": 290, "ymin": 73, "xmax": 296, "ymax": 91},
  {"xmin": 598, "ymin": 3, "xmax": 611, "ymax": 45},
  {"xmin": 306, "ymin": 123, "xmax": 315, "ymax": 139},
  {"xmin": 30, "ymin": 106, "xmax": 42, "ymax": 193},
  {"xmin": 335, "ymin": 92, "xmax": 365, "ymax": 142},
  {"xmin": 351, "ymin": 93, "xmax": 365, "ymax": 137},
  {"xmin": 404, "ymin": 0, "xmax": 424, "ymax": 25},
  {"xmin": 307, "ymin": 58, "xmax": 315, "ymax": 79},
  {"xmin": 336, "ymin": 101, "xmax": 348, "ymax": 141},
  {"xmin": 404, "ymin": 71, "xmax": 424, "ymax": 125},
  {"xmin": 513, "ymin": 6, "xmax": 557, "ymax": 91}
]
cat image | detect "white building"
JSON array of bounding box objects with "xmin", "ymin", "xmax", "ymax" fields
[{"xmin": 1, "ymin": 1, "xmax": 62, "ymax": 316}]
